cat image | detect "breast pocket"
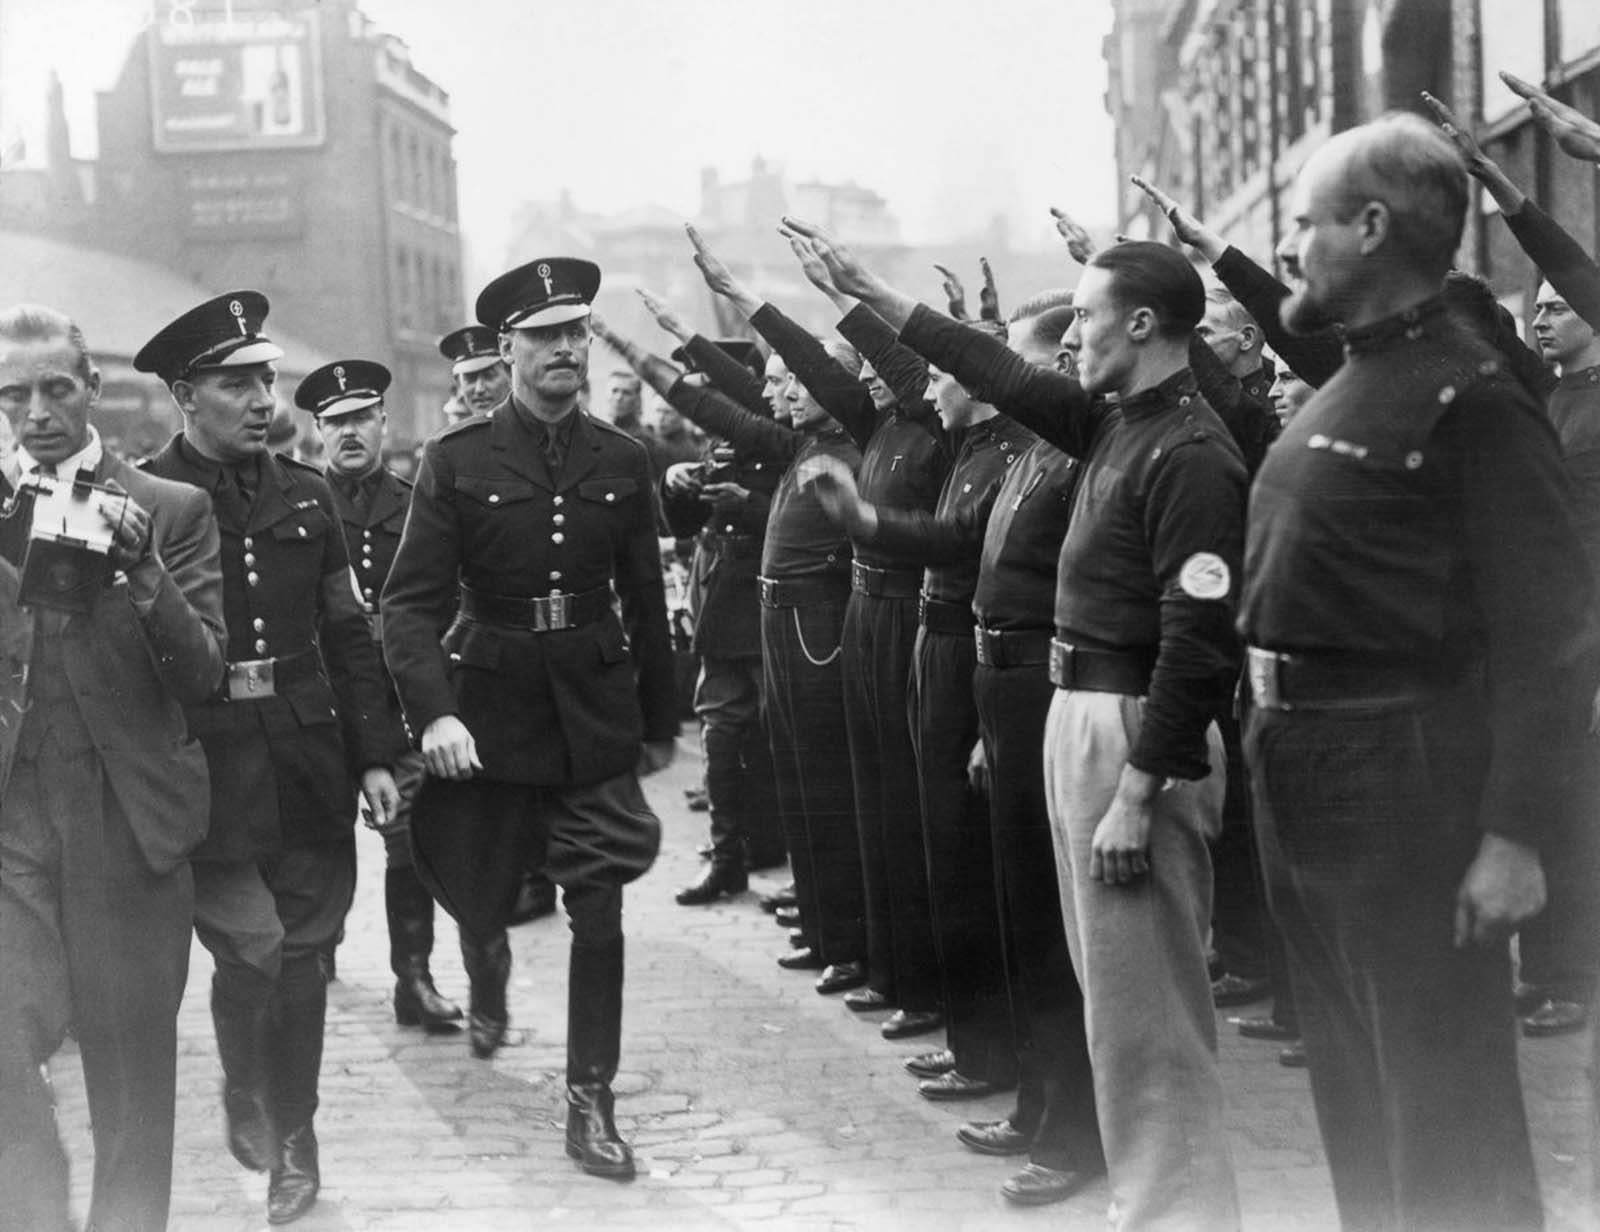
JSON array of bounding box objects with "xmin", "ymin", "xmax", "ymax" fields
[
  {"xmin": 576, "ymin": 476, "xmax": 640, "ymax": 509},
  {"xmin": 454, "ymin": 476, "xmax": 543, "ymax": 553},
  {"xmin": 270, "ymin": 506, "xmax": 333, "ymax": 585}
]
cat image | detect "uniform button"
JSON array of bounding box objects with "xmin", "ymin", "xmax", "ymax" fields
[
  {"xmin": 449, "ymin": 652, "xmax": 461, "ymax": 663},
  {"xmin": 254, "ymin": 639, "xmax": 268, "ymax": 655},
  {"xmin": 1405, "ymin": 325, "xmax": 1423, "ymax": 340},
  {"xmin": 244, "ymin": 552, "xmax": 256, "ymax": 567},
  {"xmin": 252, "ymin": 618, "xmax": 266, "ymax": 633},
  {"xmin": 243, "ymin": 536, "xmax": 254, "ymax": 549},
  {"xmin": 488, "ymin": 493, "xmax": 501, "ymax": 504},
  {"xmin": 363, "ymin": 588, "xmax": 375, "ymax": 601},
  {"xmin": 363, "ymin": 529, "xmax": 373, "ymax": 540},
  {"xmin": 247, "ymin": 572, "xmax": 260, "ymax": 587},
  {"xmin": 604, "ymin": 492, "xmax": 616, "ymax": 502},
  {"xmin": 551, "ymin": 532, "xmax": 565, "ymax": 544},
  {"xmin": 724, "ymin": 524, "xmax": 735, "ymax": 533},
  {"xmin": 362, "ymin": 560, "xmax": 373, "ymax": 570},
  {"xmin": 1405, "ymin": 451, "xmax": 1424, "ymax": 470},
  {"xmin": 553, "ymin": 495, "xmax": 565, "ymax": 506},
  {"xmin": 1437, "ymin": 385, "xmax": 1457, "ymax": 405},
  {"xmin": 553, "ymin": 514, "xmax": 566, "ymax": 526},
  {"xmin": 1150, "ymin": 447, "xmax": 1162, "ymax": 461},
  {"xmin": 297, "ymin": 526, "xmax": 307, "ymax": 538},
  {"xmin": 549, "ymin": 570, "xmax": 562, "ymax": 582},
  {"xmin": 1179, "ymin": 395, "xmax": 1192, "ymax": 406}
]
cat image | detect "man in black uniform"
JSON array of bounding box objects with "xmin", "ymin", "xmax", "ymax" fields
[
  {"xmin": 136, "ymin": 293, "xmax": 404, "ymax": 1226},
  {"xmin": 440, "ymin": 324, "xmax": 511, "ymax": 419},
  {"xmin": 0, "ymin": 304, "xmax": 225, "ymax": 1232},
  {"xmin": 788, "ymin": 218, "xmax": 1248, "ymax": 1228},
  {"xmin": 382, "ymin": 259, "xmax": 675, "ymax": 1181},
  {"xmin": 1241, "ymin": 113, "xmax": 1597, "ymax": 1231},
  {"xmin": 687, "ymin": 226, "xmax": 951, "ymax": 1040},
  {"xmin": 593, "ymin": 315, "xmax": 869, "ymax": 995},
  {"xmin": 655, "ymin": 338, "xmax": 785, "ymax": 903},
  {"xmin": 297, "ymin": 359, "xmax": 482, "ymax": 1040}
]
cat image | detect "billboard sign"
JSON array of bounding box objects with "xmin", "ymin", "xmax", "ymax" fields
[{"xmin": 148, "ymin": 9, "xmax": 326, "ymax": 152}]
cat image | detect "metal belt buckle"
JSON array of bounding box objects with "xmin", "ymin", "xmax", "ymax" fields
[
  {"xmin": 974, "ymin": 627, "xmax": 991, "ymax": 667},
  {"xmin": 546, "ymin": 591, "xmax": 569, "ymax": 631},
  {"xmin": 1049, "ymin": 639, "xmax": 1069, "ymax": 687},
  {"xmin": 226, "ymin": 657, "xmax": 276, "ymax": 700},
  {"xmin": 1247, "ymin": 648, "xmax": 1287, "ymax": 710}
]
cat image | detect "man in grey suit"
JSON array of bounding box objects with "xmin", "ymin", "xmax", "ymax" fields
[{"xmin": 0, "ymin": 304, "xmax": 226, "ymax": 1232}]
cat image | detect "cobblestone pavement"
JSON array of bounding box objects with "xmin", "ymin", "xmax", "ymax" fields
[{"xmin": 53, "ymin": 745, "xmax": 1599, "ymax": 1230}]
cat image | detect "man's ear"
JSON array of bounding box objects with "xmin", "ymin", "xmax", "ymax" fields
[
  {"xmin": 1357, "ymin": 200, "xmax": 1391, "ymax": 256},
  {"xmin": 85, "ymin": 364, "xmax": 103, "ymax": 406},
  {"xmin": 1238, "ymin": 322, "xmax": 1259, "ymax": 354},
  {"xmin": 169, "ymin": 379, "xmax": 196, "ymax": 417},
  {"xmin": 1126, "ymin": 306, "xmax": 1157, "ymax": 343},
  {"xmin": 498, "ymin": 333, "xmax": 515, "ymax": 365}
]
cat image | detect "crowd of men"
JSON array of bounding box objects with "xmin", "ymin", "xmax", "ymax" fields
[{"xmin": 2, "ymin": 70, "xmax": 1600, "ymax": 1232}]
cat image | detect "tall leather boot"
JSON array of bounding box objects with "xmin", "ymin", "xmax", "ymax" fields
[
  {"xmin": 386, "ymin": 867, "xmax": 463, "ymax": 1030},
  {"xmin": 676, "ymin": 725, "xmax": 748, "ymax": 905},
  {"xmin": 460, "ymin": 930, "xmax": 512, "ymax": 1059},
  {"xmin": 265, "ymin": 965, "xmax": 326, "ymax": 1225},
  {"xmin": 211, "ymin": 978, "xmax": 277, "ymax": 1173},
  {"xmin": 564, "ymin": 937, "xmax": 634, "ymax": 1179}
]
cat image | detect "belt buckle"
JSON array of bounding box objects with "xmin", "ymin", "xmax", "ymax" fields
[
  {"xmin": 226, "ymin": 657, "xmax": 276, "ymax": 701},
  {"xmin": 759, "ymin": 578, "xmax": 776, "ymax": 606},
  {"xmin": 1247, "ymin": 649, "xmax": 1287, "ymax": 710},
  {"xmin": 974, "ymin": 627, "xmax": 991, "ymax": 666},
  {"xmin": 1049, "ymin": 639, "xmax": 1069, "ymax": 687},
  {"xmin": 546, "ymin": 591, "xmax": 570, "ymax": 631}
]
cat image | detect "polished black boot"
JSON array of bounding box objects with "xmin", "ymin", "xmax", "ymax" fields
[
  {"xmin": 386, "ymin": 866, "xmax": 463, "ymax": 1031},
  {"xmin": 460, "ymin": 930, "xmax": 512, "ymax": 1059},
  {"xmin": 675, "ymin": 859, "xmax": 747, "ymax": 905},
  {"xmin": 265, "ymin": 968, "xmax": 327, "ymax": 1225},
  {"xmin": 211, "ymin": 979, "xmax": 276, "ymax": 1173},
  {"xmin": 564, "ymin": 937, "xmax": 634, "ymax": 1179}
]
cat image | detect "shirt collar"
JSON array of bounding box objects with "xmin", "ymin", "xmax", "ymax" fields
[
  {"xmin": 15, "ymin": 425, "xmax": 102, "ymax": 480},
  {"xmin": 1558, "ymin": 364, "xmax": 1600, "ymax": 392},
  {"xmin": 1117, "ymin": 367, "xmax": 1200, "ymax": 421}
]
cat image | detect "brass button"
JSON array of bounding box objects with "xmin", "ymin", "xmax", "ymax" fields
[
  {"xmin": 363, "ymin": 588, "xmax": 375, "ymax": 601},
  {"xmin": 362, "ymin": 560, "xmax": 373, "ymax": 570},
  {"xmin": 254, "ymin": 639, "xmax": 268, "ymax": 655},
  {"xmin": 297, "ymin": 526, "xmax": 308, "ymax": 538},
  {"xmin": 252, "ymin": 618, "xmax": 266, "ymax": 633},
  {"xmin": 553, "ymin": 495, "xmax": 565, "ymax": 506},
  {"xmin": 604, "ymin": 492, "xmax": 616, "ymax": 503},
  {"xmin": 243, "ymin": 552, "xmax": 256, "ymax": 567},
  {"xmin": 553, "ymin": 514, "xmax": 566, "ymax": 526},
  {"xmin": 549, "ymin": 570, "xmax": 562, "ymax": 581},
  {"xmin": 488, "ymin": 493, "xmax": 501, "ymax": 504},
  {"xmin": 247, "ymin": 572, "xmax": 260, "ymax": 587},
  {"xmin": 363, "ymin": 529, "xmax": 373, "ymax": 540},
  {"xmin": 243, "ymin": 536, "xmax": 254, "ymax": 549},
  {"xmin": 551, "ymin": 532, "xmax": 565, "ymax": 544}
]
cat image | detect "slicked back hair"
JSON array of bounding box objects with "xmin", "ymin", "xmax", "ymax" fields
[
  {"xmin": 1008, "ymin": 291, "xmax": 1077, "ymax": 352},
  {"xmin": 1203, "ymin": 287, "xmax": 1254, "ymax": 333},
  {"xmin": 824, "ymin": 338, "xmax": 863, "ymax": 381},
  {"xmin": 0, "ymin": 304, "xmax": 94, "ymax": 380},
  {"xmin": 1086, "ymin": 242, "xmax": 1206, "ymax": 340},
  {"xmin": 1324, "ymin": 112, "xmax": 1469, "ymax": 277}
]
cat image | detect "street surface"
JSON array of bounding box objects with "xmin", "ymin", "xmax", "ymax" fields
[{"xmin": 53, "ymin": 744, "xmax": 1599, "ymax": 1230}]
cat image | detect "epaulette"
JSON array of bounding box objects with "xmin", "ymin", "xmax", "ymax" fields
[{"xmin": 588, "ymin": 415, "xmax": 646, "ymax": 447}]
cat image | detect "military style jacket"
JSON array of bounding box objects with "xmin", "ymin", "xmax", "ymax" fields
[
  {"xmin": 143, "ymin": 436, "xmax": 404, "ymax": 858},
  {"xmin": 381, "ymin": 400, "xmax": 678, "ymax": 788}
]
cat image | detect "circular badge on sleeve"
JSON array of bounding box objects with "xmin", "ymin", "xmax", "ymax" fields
[{"xmin": 1178, "ymin": 552, "xmax": 1231, "ymax": 600}]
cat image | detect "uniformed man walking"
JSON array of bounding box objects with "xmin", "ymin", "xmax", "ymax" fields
[
  {"xmin": 382, "ymin": 259, "xmax": 676, "ymax": 1181},
  {"xmin": 440, "ymin": 324, "xmax": 511, "ymax": 419},
  {"xmin": 136, "ymin": 294, "xmax": 404, "ymax": 1225}
]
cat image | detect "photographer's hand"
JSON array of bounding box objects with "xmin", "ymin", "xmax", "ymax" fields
[{"xmin": 100, "ymin": 481, "xmax": 160, "ymax": 600}]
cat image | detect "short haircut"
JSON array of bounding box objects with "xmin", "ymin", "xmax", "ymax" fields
[
  {"xmin": 608, "ymin": 370, "xmax": 641, "ymax": 386},
  {"xmin": 1086, "ymin": 242, "xmax": 1206, "ymax": 339},
  {"xmin": 1203, "ymin": 287, "xmax": 1255, "ymax": 333},
  {"xmin": 1007, "ymin": 290, "xmax": 1076, "ymax": 352},
  {"xmin": 0, "ymin": 304, "xmax": 94, "ymax": 379},
  {"xmin": 1325, "ymin": 112, "xmax": 1468, "ymax": 276}
]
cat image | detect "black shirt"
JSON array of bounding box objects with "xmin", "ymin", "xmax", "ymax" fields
[
  {"xmin": 1240, "ymin": 295, "xmax": 1597, "ymax": 849},
  {"xmin": 899, "ymin": 305, "xmax": 1247, "ymax": 781},
  {"xmin": 974, "ymin": 439, "xmax": 1081, "ymax": 631}
]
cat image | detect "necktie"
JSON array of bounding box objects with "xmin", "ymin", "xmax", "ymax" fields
[{"xmin": 543, "ymin": 423, "xmax": 565, "ymax": 477}]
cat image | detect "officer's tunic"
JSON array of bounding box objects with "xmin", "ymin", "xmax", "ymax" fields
[
  {"xmin": 668, "ymin": 376, "xmax": 866, "ymax": 968},
  {"xmin": 1238, "ymin": 296, "xmax": 1597, "ymax": 1232}
]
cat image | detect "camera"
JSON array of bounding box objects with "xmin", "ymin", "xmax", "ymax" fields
[
  {"xmin": 0, "ymin": 470, "xmax": 131, "ymax": 613},
  {"xmin": 696, "ymin": 444, "xmax": 739, "ymax": 487}
]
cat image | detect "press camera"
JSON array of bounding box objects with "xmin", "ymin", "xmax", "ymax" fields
[{"xmin": 0, "ymin": 470, "xmax": 131, "ymax": 613}]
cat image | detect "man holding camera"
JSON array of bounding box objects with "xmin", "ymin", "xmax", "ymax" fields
[
  {"xmin": 137, "ymin": 293, "xmax": 404, "ymax": 1226},
  {"xmin": 0, "ymin": 304, "xmax": 226, "ymax": 1232}
]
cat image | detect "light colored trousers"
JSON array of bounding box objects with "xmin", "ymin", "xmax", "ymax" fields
[{"xmin": 1043, "ymin": 689, "xmax": 1240, "ymax": 1231}]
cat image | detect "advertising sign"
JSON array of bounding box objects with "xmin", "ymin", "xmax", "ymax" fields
[{"xmin": 148, "ymin": 8, "xmax": 326, "ymax": 152}]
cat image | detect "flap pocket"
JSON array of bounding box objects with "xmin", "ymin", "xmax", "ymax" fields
[
  {"xmin": 456, "ymin": 476, "xmax": 539, "ymax": 508},
  {"xmin": 271, "ymin": 507, "xmax": 330, "ymax": 542},
  {"xmin": 577, "ymin": 476, "xmax": 639, "ymax": 505},
  {"xmin": 445, "ymin": 621, "xmax": 503, "ymax": 670}
]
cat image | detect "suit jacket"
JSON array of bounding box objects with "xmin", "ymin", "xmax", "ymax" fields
[
  {"xmin": 0, "ymin": 452, "xmax": 226, "ymax": 873},
  {"xmin": 328, "ymin": 465, "xmax": 413, "ymax": 725},
  {"xmin": 382, "ymin": 400, "xmax": 677, "ymax": 787},
  {"xmin": 142, "ymin": 436, "xmax": 404, "ymax": 858}
]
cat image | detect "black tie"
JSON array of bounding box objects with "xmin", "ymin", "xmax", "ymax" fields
[{"xmin": 543, "ymin": 422, "xmax": 566, "ymax": 477}]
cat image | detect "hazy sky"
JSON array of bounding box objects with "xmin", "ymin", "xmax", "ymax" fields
[{"xmin": 0, "ymin": 0, "xmax": 1118, "ymax": 264}]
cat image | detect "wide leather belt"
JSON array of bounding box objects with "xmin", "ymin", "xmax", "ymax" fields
[
  {"xmin": 459, "ymin": 583, "xmax": 611, "ymax": 632},
  {"xmin": 974, "ymin": 626, "xmax": 1053, "ymax": 669},
  {"xmin": 1246, "ymin": 646, "xmax": 1439, "ymax": 712},
  {"xmin": 1048, "ymin": 639, "xmax": 1155, "ymax": 696},
  {"xmin": 224, "ymin": 649, "xmax": 318, "ymax": 701},
  {"xmin": 851, "ymin": 560, "xmax": 922, "ymax": 600},
  {"xmin": 919, "ymin": 594, "xmax": 976, "ymax": 636},
  {"xmin": 758, "ymin": 574, "xmax": 851, "ymax": 609}
]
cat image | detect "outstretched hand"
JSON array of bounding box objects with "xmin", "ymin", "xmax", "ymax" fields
[
  {"xmin": 588, "ymin": 313, "xmax": 623, "ymax": 351},
  {"xmin": 1421, "ymin": 91, "xmax": 1488, "ymax": 167},
  {"xmin": 934, "ymin": 264, "xmax": 969, "ymax": 320},
  {"xmin": 777, "ymin": 216, "xmax": 882, "ymax": 301},
  {"xmin": 780, "ymin": 228, "xmax": 849, "ymax": 303},
  {"xmin": 1129, "ymin": 175, "xmax": 1211, "ymax": 249},
  {"xmin": 978, "ymin": 257, "xmax": 1001, "ymax": 322},
  {"xmin": 1050, "ymin": 207, "xmax": 1097, "ymax": 265},
  {"xmin": 1502, "ymin": 72, "xmax": 1600, "ymax": 163},
  {"xmin": 637, "ymin": 288, "xmax": 691, "ymax": 342},
  {"xmin": 685, "ymin": 223, "xmax": 743, "ymax": 298}
]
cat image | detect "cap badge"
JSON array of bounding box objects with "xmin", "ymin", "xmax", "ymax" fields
[
  {"xmin": 334, "ymin": 365, "xmax": 347, "ymax": 391},
  {"xmin": 537, "ymin": 262, "xmax": 554, "ymax": 296},
  {"xmin": 230, "ymin": 299, "xmax": 248, "ymax": 336}
]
